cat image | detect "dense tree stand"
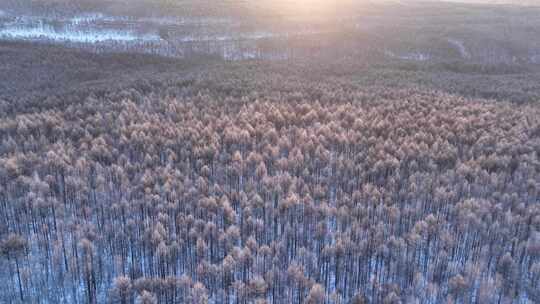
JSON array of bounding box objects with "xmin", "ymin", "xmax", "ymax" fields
[{"xmin": 0, "ymin": 68, "xmax": 539, "ymax": 303}]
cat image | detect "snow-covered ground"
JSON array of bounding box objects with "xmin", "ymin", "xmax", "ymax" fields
[
  {"xmin": 2, "ymin": 10, "xmax": 539, "ymax": 64},
  {"xmin": 0, "ymin": 11, "xmax": 330, "ymax": 60},
  {"xmin": 0, "ymin": 12, "xmax": 160, "ymax": 43}
]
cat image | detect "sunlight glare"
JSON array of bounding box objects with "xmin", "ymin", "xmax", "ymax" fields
[{"xmin": 259, "ymin": 0, "xmax": 341, "ymax": 17}]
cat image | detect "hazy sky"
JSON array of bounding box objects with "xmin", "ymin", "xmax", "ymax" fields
[{"xmin": 432, "ymin": 0, "xmax": 540, "ymax": 4}]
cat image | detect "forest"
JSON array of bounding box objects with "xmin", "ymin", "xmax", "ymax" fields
[
  {"xmin": 2, "ymin": 0, "xmax": 540, "ymax": 303},
  {"xmin": 0, "ymin": 39, "xmax": 539, "ymax": 303}
]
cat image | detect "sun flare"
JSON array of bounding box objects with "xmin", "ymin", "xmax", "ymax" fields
[{"xmin": 257, "ymin": 0, "xmax": 342, "ymax": 17}]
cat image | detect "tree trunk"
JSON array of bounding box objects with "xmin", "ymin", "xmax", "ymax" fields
[{"xmin": 15, "ymin": 257, "xmax": 24, "ymax": 302}]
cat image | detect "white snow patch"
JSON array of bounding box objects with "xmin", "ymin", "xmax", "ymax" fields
[
  {"xmin": 530, "ymin": 54, "xmax": 540, "ymax": 63},
  {"xmin": 0, "ymin": 24, "xmax": 159, "ymax": 43},
  {"xmin": 385, "ymin": 49, "xmax": 430, "ymax": 61},
  {"xmin": 447, "ymin": 38, "xmax": 470, "ymax": 59},
  {"xmin": 70, "ymin": 13, "xmax": 107, "ymax": 25},
  {"xmin": 141, "ymin": 16, "xmax": 235, "ymax": 26}
]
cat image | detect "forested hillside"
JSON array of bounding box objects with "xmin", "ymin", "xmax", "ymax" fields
[{"xmin": 0, "ymin": 42, "xmax": 539, "ymax": 303}]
